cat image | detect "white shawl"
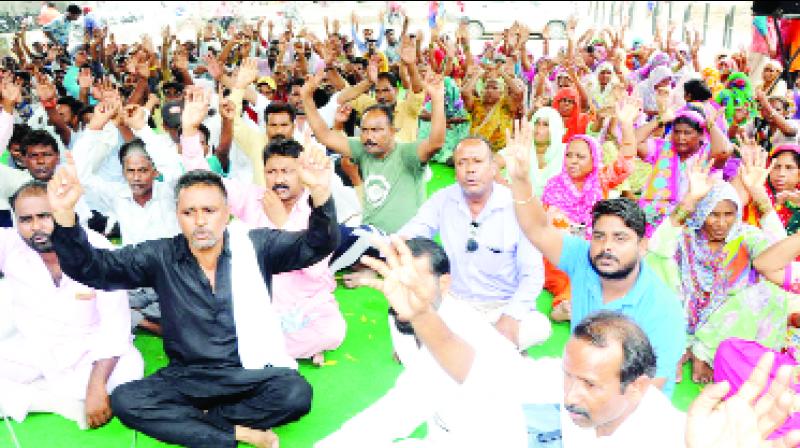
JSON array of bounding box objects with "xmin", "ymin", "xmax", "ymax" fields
[{"xmin": 228, "ymin": 219, "xmax": 297, "ymax": 370}]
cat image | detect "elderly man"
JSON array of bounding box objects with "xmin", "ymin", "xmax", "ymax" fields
[
  {"xmin": 398, "ymin": 136, "xmax": 550, "ymax": 354},
  {"xmin": 0, "ymin": 181, "xmax": 142, "ymax": 430},
  {"xmin": 359, "ymin": 237, "xmax": 800, "ymax": 448},
  {"xmin": 46, "ymin": 138, "xmax": 339, "ymax": 447}
]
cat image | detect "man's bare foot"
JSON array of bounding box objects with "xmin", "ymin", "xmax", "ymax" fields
[
  {"xmin": 312, "ymin": 352, "xmax": 325, "ymax": 366},
  {"xmin": 138, "ymin": 318, "xmax": 162, "ymax": 335},
  {"xmin": 691, "ymin": 354, "xmax": 714, "ymax": 384},
  {"xmin": 235, "ymin": 426, "xmax": 279, "ymax": 448},
  {"xmin": 342, "ymin": 269, "xmax": 377, "ymax": 289},
  {"xmin": 676, "ymin": 350, "xmax": 691, "ymax": 383}
]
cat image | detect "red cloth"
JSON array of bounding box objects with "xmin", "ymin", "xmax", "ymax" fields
[{"xmin": 553, "ymin": 88, "xmax": 590, "ymax": 143}]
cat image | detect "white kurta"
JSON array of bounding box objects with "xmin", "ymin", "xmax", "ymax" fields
[{"xmin": 0, "ymin": 227, "xmax": 143, "ymax": 428}]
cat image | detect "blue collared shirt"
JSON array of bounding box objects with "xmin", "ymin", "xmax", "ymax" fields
[
  {"xmin": 399, "ymin": 183, "xmax": 544, "ymax": 320},
  {"xmin": 558, "ymin": 235, "xmax": 686, "ymax": 397}
]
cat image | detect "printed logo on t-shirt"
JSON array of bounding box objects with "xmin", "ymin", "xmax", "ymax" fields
[{"xmin": 364, "ymin": 174, "xmax": 391, "ymax": 208}]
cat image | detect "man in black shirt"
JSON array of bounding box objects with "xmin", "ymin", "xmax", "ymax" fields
[{"xmin": 46, "ymin": 146, "xmax": 339, "ymax": 448}]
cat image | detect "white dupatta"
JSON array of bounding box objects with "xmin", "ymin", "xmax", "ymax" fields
[{"xmin": 227, "ymin": 219, "xmax": 297, "ymax": 370}]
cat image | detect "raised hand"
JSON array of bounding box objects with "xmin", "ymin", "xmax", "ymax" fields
[
  {"xmin": 505, "ymin": 119, "xmax": 534, "ymax": 184},
  {"xmin": 300, "ymin": 70, "xmax": 324, "ymax": 98},
  {"xmin": 78, "ymin": 67, "xmax": 93, "ymax": 90},
  {"xmin": 172, "ymin": 50, "xmax": 189, "ymax": 72},
  {"xmin": 234, "ymin": 57, "xmax": 259, "ymax": 89},
  {"xmin": 1, "ymin": 78, "xmax": 21, "ymax": 112},
  {"xmin": 87, "ymin": 101, "xmax": 119, "ymax": 131},
  {"xmin": 615, "ymin": 96, "xmax": 642, "ymax": 124},
  {"xmin": 367, "ymin": 56, "xmax": 379, "ymax": 85},
  {"xmin": 737, "ymin": 136, "xmax": 773, "ymax": 200},
  {"xmin": 181, "ymin": 86, "xmax": 211, "ymax": 131},
  {"xmin": 358, "ymin": 235, "xmax": 439, "ymax": 322},
  {"xmin": 219, "ymin": 97, "xmax": 236, "ymax": 121},
  {"xmin": 399, "ymin": 36, "xmax": 416, "ymax": 66},
  {"xmin": 47, "ymin": 152, "xmax": 84, "ymax": 226},
  {"xmin": 686, "ymin": 351, "xmax": 800, "ymax": 448},
  {"xmin": 423, "ymin": 72, "xmax": 445, "ymax": 101},
  {"xmin": 121, "ymin": 104, "xmax": 147, "ymax": 131},
  {"xmin": 334, "ymin": 103, "xmax": 353, "ymax": 126},
  {"xmin": 298, "ymin": 129, "xmax": 332, "ymax": 193},
  {"xmin": 687, "ymin": 153, "xmax": 715, "ymax": 202},
  {"xmin": 36, "ymin": 77, "xmax": 57, "ymax": 103}
]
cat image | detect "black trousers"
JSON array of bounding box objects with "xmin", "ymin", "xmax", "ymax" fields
[{"xmin": 110, "ymin": 367, "xmax": 312, "ymax": 448}]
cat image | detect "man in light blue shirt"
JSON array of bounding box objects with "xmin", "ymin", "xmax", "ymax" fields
[
  {"xmin": 399, "ymin": 137, "xmax": 551, "ymax": 353},
  {"xmin": 506, "ymin": 134, "xmax": 686, "ymax": 396}
]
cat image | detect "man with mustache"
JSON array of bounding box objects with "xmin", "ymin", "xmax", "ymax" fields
[
  {"xmin": 503, "ymin": 121, "xmax": 686, "ymax": 397},
  {"xmin": 397, "ymin": 137, "xmax": 551, "ymax": 356},
  {"xmin": 71, "ymin": 101, "xmax": 184, "ymax": 334},
  {"xmin": 46, "ymin": 108, "xmax": 339, "ymax": 446},
  {"xmin": 356, "ymin": 236, "xmax": 800, "ymax": 447},
  {"xmin": 0, "ymin": 181, "xmax": 143, "ymax": 430},
  {"xmin": 181, "ymin": 124, "xmax": 346, "ymax": 366}
]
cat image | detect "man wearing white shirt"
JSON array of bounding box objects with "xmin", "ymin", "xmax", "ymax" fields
[
  {"xmin": 317, "ymin": 237, "xmax": 527, "ymax": 448},
  {"xmin": 72, "ymin": 103, "xmax": 184, "ymax": 334},
  {"xmin": 355, "ymin": 237, "xmax": 686, "ymax": 448}
]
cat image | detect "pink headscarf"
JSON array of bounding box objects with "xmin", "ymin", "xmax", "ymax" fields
[{"xmin": 541, "ymin": 135, "xmax": 604, "ymax": 228}]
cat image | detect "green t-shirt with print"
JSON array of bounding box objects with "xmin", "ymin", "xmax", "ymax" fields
[{"xmin": 348, "ymin": 138, "xmax": 425, "ymax": 233}]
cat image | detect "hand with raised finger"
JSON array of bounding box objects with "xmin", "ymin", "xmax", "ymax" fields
[
  {"xmin": 686, "ymin": 154, "xmax": 715, "ymax": 203},
  {"xmin": 122, "ymin": 104, "xmax": 147, "ymax": 131},
  {"xmin": 615, "ymin": 96, "xmax": 642, "ymax": 124},
  {"xmin": 359, "ymin": 235, "xmax": 439, "ymax": 322},
  {"xmin": 234, "ymin": 57, "xmax": 259, "ymax": 89},
  {"xmin": 505, "ymin": 119, "xmax": 534, "ymax": 184},
  {"xmin": 299, "ymin": 129, "xmax": 332, "ymax": 193},
  {"xmin": 47, "ymin": 152, "xmax": 84, "ymax": 226},
  {"xmin": 334, "ymin": 103, "xmax": 353, "ymax": 127},
  {"xmin": 181, "ymin": 86, "xmax": 210, "ymax": 132}
]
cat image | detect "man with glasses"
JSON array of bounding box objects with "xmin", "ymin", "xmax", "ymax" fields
[{"xmin": 396, "ymin": 136, "xmax": 550, "ymax": 360}]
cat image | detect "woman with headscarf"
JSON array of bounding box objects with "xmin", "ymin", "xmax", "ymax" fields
[
  {"xmin": 741, "ymin": 144, "xmax": 800, "ymax": 237},
  {"xmin": 648, "ymin": 160, "xmax": 788, "ymax": 384},
  {"xmin": 553, "ymin": 87, "xmax": 590, "ymax": 143},
  {"xmin": 587, "ymin": 61, "xmax": 619, "ymax": 111},
  {"xmin": 420, "ymin": 76, "xmax": 470, "ymax": 165},
  {"xmin": 636, "ymin": 65, "xmax": 674, "ymax": 118},
  {"xmin": 628, "ymin": 50, "xmax": 671, "ymax": 85},
  {"xmin": 717, "ymin": 72, "xmax": 757, "ymax": 130},
  {"xmin": 636, "ymin": 107, "xmax": 733, "ymax": 236},
  {"xmin": 757, "ymin": 59, "xmax": 788, "ymax": 97},
  {"xmin": 463, "ymin": 67, "xmax": 522, "ymax": 151},
  {"xmin": 496, "ymin": 107, "xmax": 570, "ymax": 317},
  {"xmin": 539, "ymin": 102, "xmax": 639, "ymax": 321}
]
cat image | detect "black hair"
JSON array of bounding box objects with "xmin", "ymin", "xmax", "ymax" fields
[
  {"xmin": 287, "ymin": 77, "xmax": 305, "ymax": 91},
  {"xmin": 262, "ymin": 136, "xmax": 303, "ymax": 165},
  {"xmin": 9, "ymin": 180, "xmax": 48, "ymax": 212},
  {"xmin": 573, "ymin": 310, "xmax": 657, "ymax": 392},
  {"xmin": 265, "ymin": 101, "xmax": 296, "ymax": 123},
  {"xmin": 362, "ymin": 103, "xmax": 395, "ymax": 126},
  {"xmin": 683, "ymin": 79, "xmax": 712, "ymax": 102},
  {"xmin": 177, "ymin": 124, "xmax": 210, "ymax": 144},
  {"xmin": 376, "ymin": 71, "xmax": 397, "ymax": 87},
  {"xmin": 57, "ymin": 96, "xmax": 83, "ymax": 117},
  {"xmin": 78, "ymin": 104, "xmax": 94, "ymax": 120},
  {"xmin": 20, "ymin": 130, "xmax": 59, "ymax": 156},
  {"xmin": 174, "ymin": 169, "xmax": 227, "ymax": 202},
  {"xmin": 406, "ymin": 237, "xmax": 450, "ymax": 276},
  {"xmin": 585, "ymin": 45, "xmax": 595, "ymax": 54},
  {"xmin": 9, "ymin": 123, "xmax": 31, "ymax": 148},
  {"xmin": 66, "ymin": 4, "xmax": 82, "ymax": 15},
  {"xmin": 672, "ymin": 115, "xmax": 704, "ymax": 134},
  {"xmin": 313, "ymin": 88, "xmax": 332, "ymax": 109},
  {"xmin": 118, "ymin": 138, "xmax": 153, "ymax": 166},
  {"xmin": 771, "ymin": 148, "xmax": 800, "ymax": 170},
  {"xmin": 591, "ymin": 198, "xmax": 646, "ymax": 238},
  {"xmin": 351, "ymin": 57, "xmax": 368, "ymax": 69}
]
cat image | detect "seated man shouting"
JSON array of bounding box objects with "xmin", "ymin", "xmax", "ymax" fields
[
  {"xmin": 46, "ymin": 146, "xmax": 339, "ymax": 446},
  {"xmin": 0, "ymin": 181, "xmax": 143, "ymax": 429}
]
